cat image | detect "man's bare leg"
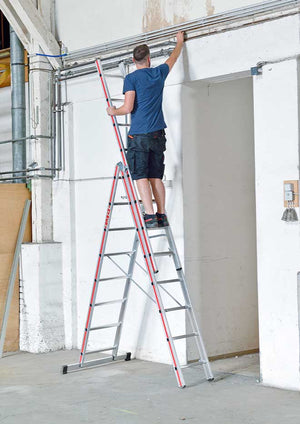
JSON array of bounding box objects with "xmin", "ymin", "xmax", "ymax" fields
[
  {"xmin": 136, "ymin": 178, "xmax": 154, "ymax": 214},
  {"xmin": 149, "ymin": 178, "xmax": 165, "ymax": 214}
]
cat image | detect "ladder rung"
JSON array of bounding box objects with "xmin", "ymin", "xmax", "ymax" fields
[
  {"xmin": 99, "ymin": 275, "xmax": 127, "ymax": 282},
  {"xmin": 149, "ymin": 234, "xmax": 167, "ymax": 239},
  {"xmin": 104, "ymin": 251, "xmax": 133, "ymax": 257},
  {"xmin": 85, "ymin": 346, "xmax": 117, "ymax": 355},
  {"xmin": 173, "ymin": 332, "xmax": 198, "ymax": 341},
  {"xmin": 111, "ymin": 98, "xmax": 124, "ymax": 101},
  {"xmin": 118, "ymin": 123, "xmax": 130, "ymax": 127},
  {"xmin": 164, "ymin": 306, "xmax": 189, "ymax": 313},
  {"xmin": 153, "ymin": 251, "xmax": 174, "ymax": 257},
  {"xmin": 104, "ymin": 74, "xmax": 124, "ymax": 79},
  {"xmin": 95, "ymin": 299, "xmax": 126, "ymax": 307},
  {"xmin": 109, "ymin": 227, "xmax": 135, "ymax": 231},
  {"xmin": 113, "ymin": 200, "xmax": 154, "ymax": 205},
  {"xmin": 90, "ymin": 323, "xmax": 121, "ymax": 331},
  {"xmin": 157, "ymin": 279, "xmax": 180, "ymax": 285}
]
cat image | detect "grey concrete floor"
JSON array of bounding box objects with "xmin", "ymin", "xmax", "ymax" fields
[{"xmin": 0, "ymin": 350, "xmax": 300, "ymax": 423}]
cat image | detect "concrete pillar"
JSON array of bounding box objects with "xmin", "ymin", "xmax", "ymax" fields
[
  {"xmin": 253, "ymin": 59, "xmax": 300, "ymax": 390},
  {"xmin": 29, "ymin": 0, "xmax": 55, "ymax": 242},
  {"xmin": 19, "ymin": 0, "xmax": 64, "ymax": 352},
  {"xmin": 20, "ymin": 243, "xmax": 64, "ymax": 352}
]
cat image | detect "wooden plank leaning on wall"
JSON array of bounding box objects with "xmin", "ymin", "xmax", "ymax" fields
[{"xmin": 0, "ymin": 184, "xmax": 32, "ymax": 352}]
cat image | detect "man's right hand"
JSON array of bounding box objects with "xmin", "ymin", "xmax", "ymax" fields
[
  {"xmin": 176, "ymin": 31, "xmax": 185, "ymax": 44},
  {"xmin": 165, "ymin": 31, "xmax": 185, "ymax": 71}
]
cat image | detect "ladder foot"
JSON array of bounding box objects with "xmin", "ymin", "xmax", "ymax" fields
[
  {"xmin": 125, "ymin": 352, "xmax": 131, "ymax": 361},
  {"xmin": 207, "ymin": 377, "xmax": 214, "ymax": 382},
  {"xmin": 62, "ymin": 365, "xmax": 68, "ymax": 375}
]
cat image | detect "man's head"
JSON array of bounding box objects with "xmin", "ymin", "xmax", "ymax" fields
[{"xmin": 133, "ymin": 44, "xmax": 150, "ymax": 68}]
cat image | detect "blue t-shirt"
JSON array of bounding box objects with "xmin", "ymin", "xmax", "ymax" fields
[{"xmin": 123, "ymin": 63, "xmax": 169, "ymax": 135}]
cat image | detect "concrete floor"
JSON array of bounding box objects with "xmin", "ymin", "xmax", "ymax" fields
[{"xmin": 1, "ymin": 351, "xmax": 300, "ymax": 423}]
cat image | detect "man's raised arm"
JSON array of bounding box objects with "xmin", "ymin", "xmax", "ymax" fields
[{"xmin": 165, "ymin": 31, "xmax": 185, "ymax": 72}]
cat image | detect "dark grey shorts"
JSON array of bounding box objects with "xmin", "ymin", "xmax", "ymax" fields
[{"xmin": 126, "ymin": 130, "xmax": 166, "ymax": 180}]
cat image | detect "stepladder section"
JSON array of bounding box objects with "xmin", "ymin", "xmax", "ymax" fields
[
  {"xmin": 62, "ymin": 162, "xmax": 213, "ymax": 386},
  {"xmin": 61, "ymin": 58, "xmax": 213, "ymax": 388}
]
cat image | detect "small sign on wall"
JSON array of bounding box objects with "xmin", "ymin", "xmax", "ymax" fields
[{"xmin": 283, "ymin": 180, "xmax": 299, "ymax": 208}]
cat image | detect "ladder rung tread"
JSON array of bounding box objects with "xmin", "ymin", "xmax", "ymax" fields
[
  {"xmin": 95, "ymin": 299, "xmax": 126, "ymax": 307},
  {"xmin": 85, "ymin": 346, "xmax": 117, "ymax": 355},
  {"xmin": 109, "ymin": 227, "xmax": 135, "ymax": 231},
  {"xmin": 164, "ymin": 306, "xmax": 189, "ymax": 312},
  {"xmin": 149, "ymin": 234, "xmax": 167, "ymax": 239},
  {"xmin": 153, "ymin": 251, "xmax": 174, "ymax": 256},
  {"xmin": 173, "ymin": 332, "xmax": 198, "ymax": 341},
  {"xmin": 113, "ymin": 200, "xmax": 151, "ymax": 205},
  {"xmin": 104, "ymin": 251, "xmax": 133, "ymax": 257},
  {"xmin": 90, "ymin": 323, "xmax": 121, "ymax": 330},
  {"xmin": 157, "ymin": 279, "xmax": 180, "ymax": 285},
  {"xmin": 99, "ymin": 276, "xmax": 127, "ymax": 282}
]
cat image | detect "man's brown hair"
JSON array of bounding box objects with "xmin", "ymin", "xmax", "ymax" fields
[{"xmin": 133, "ymin": 44, "xmax": 150, "ymax": 63}]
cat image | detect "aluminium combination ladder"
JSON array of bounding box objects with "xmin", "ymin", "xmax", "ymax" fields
[{"xmin": 62, "ymin": 58, "xmax": 214, "ymax": 388}]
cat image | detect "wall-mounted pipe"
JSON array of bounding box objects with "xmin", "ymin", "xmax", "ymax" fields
[
  {"xmin": 10, "ymin": 26, "xmax": 26, "ymax": 183},
  {"xmin": 63, "ymin": 0, "xmax": 300, "ymax": 67}
]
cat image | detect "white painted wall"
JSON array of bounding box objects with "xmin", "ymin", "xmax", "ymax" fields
[
  {"xmin": 1, "ymin": 1, "xmax": 300, "ymax": 391},
  {"xmin": 50, "ymin": 13, "xmax": 300, "ymax": 389},
  {"xmin": 55, "ymin": 0, "xmax": 262, "ymax": 50},
  {"xmin": 20, "ymin": 242, "xmax": 65, "ymax": 352},
  {"xmin": 182, "ymin": 78, "xmax": 258, "ymax": 359},
  {"xmin": 52, "ymin": 64, "xmax": 186, "ymax": 364},
  {"xmin": 253, "ymin": 59, "xmax": 300, "ymax": 391}
]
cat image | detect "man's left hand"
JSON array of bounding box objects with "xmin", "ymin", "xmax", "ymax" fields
[{"xmin": 107, "ymin": 106, "xmax": 117, "ymax": 116}]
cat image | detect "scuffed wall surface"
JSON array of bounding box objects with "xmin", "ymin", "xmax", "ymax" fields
[{"xmin": 55, "ymin": 0, "xmax": 262, "ymax": 51}]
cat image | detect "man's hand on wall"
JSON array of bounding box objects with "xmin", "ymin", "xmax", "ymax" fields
[{"xmin": 176, "ymin": 31, "xmax": 185, "ymax": 44}]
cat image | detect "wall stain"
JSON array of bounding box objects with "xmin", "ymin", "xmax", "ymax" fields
[
  {"xmin": 143, "ymin": 0, "xmax": 189, "ymax": 33},
  {"xmin": 206, "ymin": 0, "xmax": 215, "ymax": 16}
]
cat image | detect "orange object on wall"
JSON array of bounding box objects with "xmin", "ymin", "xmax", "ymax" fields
[{"xmin": 0, "ymin": 48, "xmax": 28, "ymax": 89}]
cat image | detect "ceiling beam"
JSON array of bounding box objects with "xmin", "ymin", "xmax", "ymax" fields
[{"xmin": 0, "ymin": 0, "xmax": 61, "ymax": 68}]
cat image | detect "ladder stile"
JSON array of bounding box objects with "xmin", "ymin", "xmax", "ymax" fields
[
  {"xmin": 164, "ymin": 225, "xmax": 214, "ymax": 381},
  {"xmin": 95, "ymin": 59, "xmax": 128, "ymax": 167},
  {"xmin": 62, "ymin": 58, "xmax": 213, "ymax": 388},
  {"xmin": 112, "ymin": 232, "xmax": 139, "ymax": 358},
  {"xmin": 79, "ymin": 164, "xmax": 120, "ymax": 366}
]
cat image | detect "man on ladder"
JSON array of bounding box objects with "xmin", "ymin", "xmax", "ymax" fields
[{"xmin": 107, "ymin": 31, "xmax": 185, "ymax": 228}]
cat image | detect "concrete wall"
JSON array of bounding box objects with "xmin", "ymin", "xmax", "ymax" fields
[
  {"xmin": 50, "ymin": 12, "xmax": 300, "ymax": 390},
  {"xmin": 1, "ymin": 1, "xmax": 300, "ymax": 391},
  {"xmin": 253, "ymin": 58, "xmax": 300, "ymax": 391},
  {"xmin": 182, "ymin": 78, "xmax": 258, "ymax": 358},
  {"xmin": 55, "ymin": 0, "xmax": 262, "ymax": 50},
  {"xmin": 52, "ymin": 64, "xmax": 186, "ymax": 363}
]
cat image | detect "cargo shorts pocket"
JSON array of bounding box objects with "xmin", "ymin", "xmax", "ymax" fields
[{"xmin": 126, "ymin": 149, "xmax": 149, "ymax": 180}]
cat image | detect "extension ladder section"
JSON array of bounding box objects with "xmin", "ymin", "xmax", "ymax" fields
[{"xmin": 62, "ymin": 58, "xmax": 213, "ymax": 388}]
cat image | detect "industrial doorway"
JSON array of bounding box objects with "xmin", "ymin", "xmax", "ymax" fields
[{"xmin": 181, "ymin": 77, "xmax": 259, "ymax": 364}]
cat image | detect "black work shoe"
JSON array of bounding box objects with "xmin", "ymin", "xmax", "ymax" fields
[
  {"xmin": 156, "ymin": 213, "xmax": 169, "ymax": 227},
  {"xmin": 144, "ymin": 214, "xmax": 158, "ymax": 228}
]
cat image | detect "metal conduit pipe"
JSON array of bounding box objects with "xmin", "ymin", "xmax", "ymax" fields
[
  {"xmin": 10, "ymin": 26, "xmax": 26, "ymax": 183},
  {"xmin": 64, "ymin": 0, "xmax": 300, "ymax": 66}
]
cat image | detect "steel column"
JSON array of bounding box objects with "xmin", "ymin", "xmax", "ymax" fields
[{"xmin": 10, "ymin": 26, "xmax": 26, "ymax": 182}]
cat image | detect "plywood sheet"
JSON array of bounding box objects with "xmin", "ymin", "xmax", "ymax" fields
[{"xmin": 0, "ymin": 184, "xmax": 31, "ymax": 352}]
